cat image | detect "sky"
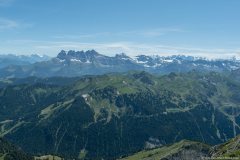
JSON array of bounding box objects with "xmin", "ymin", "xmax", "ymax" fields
[{"xmin": 1, "ymin": 0, "xmax": 240, "ymax": 58}]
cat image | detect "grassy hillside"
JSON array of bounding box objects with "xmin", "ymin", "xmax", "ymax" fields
[
  {"xmin": 211, "ymin": 135, "xmax": 240, "ymax": 157},
  {"xmin": 120, "ymin": 135, "xmax": 240, "ymax": 160},
  {"xmin": 119, "ymin": 140, "xmax": 210, "ymax": 160},
  {"xmin": 0, "ymin": 71, "xmax": 239, "ymax": 159}
]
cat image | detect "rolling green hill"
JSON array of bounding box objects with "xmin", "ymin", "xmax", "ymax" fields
[
  {"xmin": 119, "ymin": 140, "xmax": 210, "ymax": 160},
  {"xmin": 120, "ymin": 135, "xmax": 240, "ymax": 160},
  {"xmin": 0, "ymin": 71, "xmax": 239, "ymax": 159},
  {"xmin": 211, "ymin": 134, "xmax": 240, "ymax": 157}
]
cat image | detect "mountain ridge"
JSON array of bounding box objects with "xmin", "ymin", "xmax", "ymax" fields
[
  {"xmin": 1, "ymin": 134, "xmax": 239, "ymax": 159},
  {"xmin": 0, "ymin": 54, "xmax": 51, "ymax": 69},
  {"xmin": 120, "ymin": 135, "xmax": 240, "ymax": 160},
  {"xmin": 0, "ymin": 50, "xmax": 239, "ymax": 78}
]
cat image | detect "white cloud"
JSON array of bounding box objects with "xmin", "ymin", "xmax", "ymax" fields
[
  {"xmin": 120, "ymin": 28, "xmax": 184, "ymax": 38},
  {"xmin": 0, "ymin": 18, "xmax": 33, "ymax": 31},
  {"xmin": 53, "ymin": 28, "xmax": 184, "ymax": 40},
  {"xmin": 0, "ymin": 18, "xmax": 18, "ymax": 30},
  {"xmin": 39, "ymin": 42, "xmax": 240, "ymax": 59},
  {"xmin": 3, "ymin": 39, "xmax": 239, "ymax": 59}
]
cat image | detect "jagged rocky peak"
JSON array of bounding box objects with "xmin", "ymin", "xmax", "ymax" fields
[
  {"xmin": 57, "ymin": 50, "xmax": 101, "ymax": 62},
  {"xmin": 115, "ymin": 53, "xmax": 130, "ymax": 59},
  {"xmin": 135, "ymin": 55, "xmax": 153, "ymax": 61},
  {"xmin": 57, "ymin": 50, "xmax": 67, "ymax": 59},
  {"xmin": 85, "ymin": 49, "xmax": 99, "ymax": 56},
  {"xmin": 135, "ymin": 54, "xmax": 155, "ymax": 60}
]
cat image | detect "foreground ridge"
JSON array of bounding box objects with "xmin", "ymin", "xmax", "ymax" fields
[{"xmin": 120, "ymin": 135, "xmax": 240, "ymax": 160}]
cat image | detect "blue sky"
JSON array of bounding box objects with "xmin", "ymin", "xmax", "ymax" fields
[{"xmin": 1, "ymin": 0, "xmax": 240, "ymax": 58}]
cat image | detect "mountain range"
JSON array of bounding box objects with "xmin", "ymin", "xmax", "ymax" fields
[
  {"xmin": 0, "ymin": 50, "xmax": 240, "ymax": 159},
  {"xmin": 0, "ymin": 54, "xmax": 50, "ymax": 69},
  {"xmin": 0, "ymin": 50, "xmax": 239, "ymax": 78},
  {"xmin": 0, "ymin": 70, "xmax": 240, "ymax": 159}
]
